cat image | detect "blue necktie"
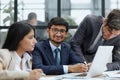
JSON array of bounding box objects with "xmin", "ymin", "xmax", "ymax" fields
[{"xmin": 54, "ymin": 48, "xmax": 60, "ymax": 65}]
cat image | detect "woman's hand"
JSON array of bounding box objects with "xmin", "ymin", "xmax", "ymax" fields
[
  {"xmin": 0, "ymin": 63, "xmax": 4, "ymax": 70},
  {"xmin": 29, "ymin": 69, "xmax": 44, "ymax": 80}
]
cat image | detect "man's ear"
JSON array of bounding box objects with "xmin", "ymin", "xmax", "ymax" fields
[
  {"xmin": 65, "ymin": 32, "xmax": 69, "ymax": 38},
  {"xmin": 103, "ymin": 18, "xmax": 107, "ymax": 26}
]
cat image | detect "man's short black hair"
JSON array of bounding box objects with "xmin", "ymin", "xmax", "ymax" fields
[{"xmin": 48, "ymin": 17, "xmax": 69, "ymax": 32}]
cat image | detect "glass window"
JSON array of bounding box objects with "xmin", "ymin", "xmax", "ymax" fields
[
  {"xmin": 111, "ymin": 0, "xmax": 120, "ymax": 9},
  {"xmin": 61, "ymin": 0, "xmax": 97, "ymax": 26},
  {"xmin": 0, "ymin": 0, "xmax": 14, "ymax": 26},
  {"xmin": 71, "ymin": 10, "xmax": 91, "ymax": 25},
  {"xmin": 18, "ymin": 0, "xmax": 45, "ymax": 22},
  {"xmin": 105, "ymin": 0, "xmax": 120, "ymax": 17}
]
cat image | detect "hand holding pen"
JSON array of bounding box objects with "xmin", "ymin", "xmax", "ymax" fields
[
  {"xmin": 84, "ymin": 61, "xmax": 92, "ymax": 71},
  {"xmin": 28, "ymin": 69, "xmax": 46, "ymax": 80},
  {"xmin": 83, "ymin": 61, "xmax": 89, "ymax": 72}
]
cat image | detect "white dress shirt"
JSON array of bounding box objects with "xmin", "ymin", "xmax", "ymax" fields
[
  {"xmin": 13, "ymin": 51, "xmax": 31, "ymax": 72},
  {"xmin": 49, "ymin": 41, "xmax": 68, "ymax": 74}
]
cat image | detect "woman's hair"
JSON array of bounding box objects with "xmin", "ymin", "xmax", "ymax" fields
[
  {"xmin": 107, "ymin": 9, "xmax": 120, "ymax": 30},
  {"xmin": 48, "ymin": 17, "xmax": 69, "ymax": 32},
  {"xmin": 2, "ymin": 22, "xmax": 35, "ymax": 51}
]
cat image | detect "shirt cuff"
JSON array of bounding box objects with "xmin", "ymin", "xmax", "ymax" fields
[
  {"xmin": 63, "ymin": 65, "xmax": 68, "ymax": 74},
  {"xmin": 104, "ymin": 65, "xmax": 108, "ymax": 71}
]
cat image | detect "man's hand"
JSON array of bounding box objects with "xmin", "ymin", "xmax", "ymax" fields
[{"xmin": 68, "ymin": 63, "xmax": 88, "ymax": 73}]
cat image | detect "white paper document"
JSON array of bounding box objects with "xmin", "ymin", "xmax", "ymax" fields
[{"xmin": 103, "ymin": 70, "xmax": 120, "ymax": 78}]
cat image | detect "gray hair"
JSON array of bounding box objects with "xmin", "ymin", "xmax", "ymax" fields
[{"xmin": 28, "ymin": 12, "xmax": 37, "ymax": 20}]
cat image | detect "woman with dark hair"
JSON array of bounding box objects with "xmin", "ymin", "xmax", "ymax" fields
[{"xmin": 0, "ymin": 22, "xmax": 43, "ymax": 80}]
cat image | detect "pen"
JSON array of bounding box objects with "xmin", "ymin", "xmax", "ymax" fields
[
  {"xmin": 84, "ymin": 61, "xmax": 88, "ymax": 72},
  {"xmin": 84, "ymin": 61, "xmax": 87, "ymax": 65}
]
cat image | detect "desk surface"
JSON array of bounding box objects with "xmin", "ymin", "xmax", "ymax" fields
[{"xmin": 40, "ymin": 71, "xmax": 120, "ymax": 80}]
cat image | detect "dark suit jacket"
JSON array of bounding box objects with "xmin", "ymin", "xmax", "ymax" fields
[
  {"xmin": 69, "ymin": 15, "xmax": 103, "ymax": 62},
  {"xmin": 32, "ymin": 39, "xmax": 84, "ymax": 75},
  {"xmin": 103, "ymin": 35, "xmax": 120, "ymax": 71}
]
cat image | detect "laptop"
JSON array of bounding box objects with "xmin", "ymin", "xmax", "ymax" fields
[
  {"xmin": 86, "ymin": 46, "xmax": 114, "ymax": 78},
  {"xmin": 54, "ymin": 46, "xmax": 114, "ymax": 79}
]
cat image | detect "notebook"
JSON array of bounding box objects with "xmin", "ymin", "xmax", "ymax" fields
[{"xmin": 86, "ymin": 46, "xmax": 114, "ymax": 78}]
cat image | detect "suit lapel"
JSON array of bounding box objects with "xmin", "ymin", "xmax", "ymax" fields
[
  {"xmin": 26, "ymin": 53, "xmax": 32, "ymax": 69},
  {"xmin": 43, "ymin": 40, "xmax": 55, "ymax": 65},
  {"xmin": 26, "ymin": 59, "xmax": 32, "ymax": 69},
  {"xmin": 60, "ymin": 43, "xmax": 68, "ymax": 64}
]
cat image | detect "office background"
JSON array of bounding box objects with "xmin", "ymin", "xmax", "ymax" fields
[{"xmin": 0, "ymin": 0, "xmax": 120, "ymax": 47}]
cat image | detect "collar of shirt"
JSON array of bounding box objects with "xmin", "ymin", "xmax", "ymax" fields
[
  {"xmin": 49, "ymin": 40, "xmax": 61, "ymax": 59},
  {"xmin": 49, "ymin": 40, "xmax": 61, "ymax": 52},
  {"xmin": 13, "ymin": 51, "xmax": 31, "ymax": 71}
]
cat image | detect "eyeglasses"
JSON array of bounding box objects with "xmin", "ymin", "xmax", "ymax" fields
[{"xmin": 50, "ymin": 28, "xmax": 66, "ymax": 34}]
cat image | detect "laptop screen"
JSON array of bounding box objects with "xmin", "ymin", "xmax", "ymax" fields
[{"xmin": 86, "ymin": 46, "xmax": 114, "ymax": 78}]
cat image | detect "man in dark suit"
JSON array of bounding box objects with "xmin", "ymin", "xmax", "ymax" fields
[
  {"xmin": 32, "ymin": 17, "xmax": 88, "ymax": 75},
  {"xmin": 70, "ymin": 9, "xmax": 120, "ymax": 71},
  {"xmin": 102, "ymin": 9, "xmax": 120, "ymax": 71},
  {"xmin": 69, "ymin": 15, "xmax": 103, "ymax": 62}
]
